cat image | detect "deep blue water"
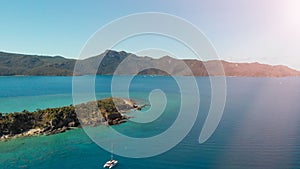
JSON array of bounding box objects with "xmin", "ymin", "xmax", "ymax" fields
[{"xmin": 1, "ymin": 76, "xmax": 300, "ymax": 169}]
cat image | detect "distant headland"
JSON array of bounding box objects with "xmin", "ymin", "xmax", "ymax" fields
[
  {"xmin": 0, "ymin": 97, "xmax": 145, "ymax": 141},
  {"xmin": 0, "ymin": 50, "xmax": 299, "ymax": 77}
]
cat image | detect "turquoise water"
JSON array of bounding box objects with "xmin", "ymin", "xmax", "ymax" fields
[{"xmin": 1, "ymin": 76, "xmax": 300, "ymax": 168}]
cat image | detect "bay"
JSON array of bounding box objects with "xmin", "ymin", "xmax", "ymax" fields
[{"xmin": 0, "ymin": 76, "xmax": 300, "ymax": 169}]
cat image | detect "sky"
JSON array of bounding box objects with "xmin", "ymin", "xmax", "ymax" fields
[{"xmin": 0, "ymin": 0, "xmax": 299, "ymax": 70}]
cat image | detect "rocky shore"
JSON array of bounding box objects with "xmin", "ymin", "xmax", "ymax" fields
[{"xmin": 0, "ymin": 97, "xmax": 144, "ymax": 141}]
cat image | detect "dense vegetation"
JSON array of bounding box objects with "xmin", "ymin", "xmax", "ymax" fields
[
  {"xmin": 0, "ymin": 98, "xmax": 134, "ymax": 139},
  {"xmin": 0, "ymin": 51, "xmax": 75, "ymax": 76}
]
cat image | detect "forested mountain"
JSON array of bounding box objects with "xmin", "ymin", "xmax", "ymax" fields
[{"xmin": 1, "ymin": 50, "xmax": 299, "ymax": 77}]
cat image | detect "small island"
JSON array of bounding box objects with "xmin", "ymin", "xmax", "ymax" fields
[{"xmin": 0, "ymin": 97, "xmax": 144, "ymax": 141}]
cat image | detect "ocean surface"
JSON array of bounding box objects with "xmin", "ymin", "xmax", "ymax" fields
[{"xmin": 1, "ymin": 76, "xmax": 300, "ymax": 169}]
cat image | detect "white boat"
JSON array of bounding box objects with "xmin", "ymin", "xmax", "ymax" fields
[
  {"xmin": 103, "ymin": 159, "xmax": 118, "ymax": 169},
  {"xmin": 103, "ymin": 144, "xmax": 118, "ymax": 169}
]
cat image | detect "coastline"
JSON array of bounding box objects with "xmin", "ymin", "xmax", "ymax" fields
[
  {"xmin": 0, "ymin": 97, "xmax": 145, "ymax": 141},
  {"xmin": 0, "ymin": 127, "xmax": 72, "ymax": 141}
]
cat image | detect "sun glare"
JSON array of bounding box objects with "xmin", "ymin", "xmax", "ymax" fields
[{"xmin": 282, "ymin": 0, "xmax": 300, "ymax": 29}]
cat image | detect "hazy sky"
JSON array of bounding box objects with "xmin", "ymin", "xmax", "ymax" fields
[{"xmin": 0, "ymin": 0, "xmax": 299, "ymax": 70}]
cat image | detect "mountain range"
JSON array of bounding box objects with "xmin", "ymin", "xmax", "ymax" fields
[{"xmin": 0, "ymin": 50, "xmax": 299, "ymax": 77}]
